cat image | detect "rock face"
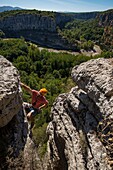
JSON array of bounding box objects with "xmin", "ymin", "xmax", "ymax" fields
[
  {"xmin": 46, "ymin": 58, "xmax": 113, "ymax": 170},
  {"xmin": 98, "ymin": 10, "xmax": 113, "ymax": 27},
  {"xmin": 0, "ymin": 55, "xmax": 22, "ymax": 127},
  {"xmin": 0, "ymin": 14, "xmax": 56, "ymax": 32},
  {"xmin": 0, "ymin": 56, "xmax": 42, "ymax": 169},
  {"xmin": 97, "ymin": 10, "xmax": 113, "ymax": 48},
  {"xmin": 0, "ymin": 56, "xmax": 26, "ymax": 169}
]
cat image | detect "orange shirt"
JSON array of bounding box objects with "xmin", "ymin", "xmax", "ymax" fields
[{"xmin": 31, "ymin": 90, "xmax": 48, "ymax": 109}]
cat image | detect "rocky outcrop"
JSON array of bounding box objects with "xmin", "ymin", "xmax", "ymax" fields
[
  {"xmin": 0, "ymin": 55, "xmax": 22, "ymax": 127},
  {"xmin": 98, "ymin": 10, "xmax": 113, "ymax": 26},
  {"xmin": 97, "ymin": 10, "xmax": 113, "ymax": 48},
  {"xmin": 0, "ymin": 56, "xmax": 42, "ymax": 169},
  {"xmin": 46, "ymin": 58, "xmax": 113, "ymax": 170},
  {"xmin": 0, "ymin": 56, "xmax": 26, "ymax": 169}
]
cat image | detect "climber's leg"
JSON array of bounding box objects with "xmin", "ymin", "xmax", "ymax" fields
[
  {"xmin": 27, "ymin": 107, "xmax": 41, "ymax": 120},
  {"xmin": 23, "ymin": 102, "xmax": 32, "ymax": 109},
  {"xmin": 27, "ymin": 111, "xmax": 33, "ymax": 121},
  {"xmin": 30, "ymin": 118, "xmax": 35, "ymax": 130}
]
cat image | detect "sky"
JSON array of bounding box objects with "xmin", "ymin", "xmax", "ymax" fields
[{"xmin": 0, "ymin": 0, "xmax": 113, "ymax": 13}]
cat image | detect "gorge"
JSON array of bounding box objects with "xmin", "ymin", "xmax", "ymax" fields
[{"xmin": 0, "ymin": 9, "xmax": 113, "ymax": 51}]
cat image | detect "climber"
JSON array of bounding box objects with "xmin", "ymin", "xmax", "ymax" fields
[{"xmin": 20, "ymin": 82, "xmax": 48, "ymax": 129}]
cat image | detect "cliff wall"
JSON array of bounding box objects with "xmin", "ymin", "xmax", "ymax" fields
[
  {"xmin": 98, "ymin": 10, "xmax": 113, "ymax": 26},
  {"xmin": 97, "ymin": 10, "xmax": 113, "ymax": 47},
  {"xmin": 0, "ymin": 14, "xmax": 56, "ymax": 32},
  {"xmin": 0, "ymin": 11, "xmax": 98, "ymax": 31}
]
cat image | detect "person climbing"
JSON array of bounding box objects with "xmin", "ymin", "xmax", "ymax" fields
[{"xmin": 20, "ymin": 82, "xmax": 48, "ymax": 129}]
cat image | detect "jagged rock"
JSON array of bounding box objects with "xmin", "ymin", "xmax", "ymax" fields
[
  {"xmin": 71, "ymin": 58, "xmax": 113, "ymax": 118},
  {"xmin": 0, "ymin": 55, "xmax": 22, "ymax": 127},
  {"xmin": 0, "ymin": 56, "xmax": 28, "ymax": 169},
  {"xmin": 0, "ymin": 56, "xmax": 43, "ymax": 169},
  {"xmin": 46, "ymin": 58, "xmax": 113, "ymax": 170}
]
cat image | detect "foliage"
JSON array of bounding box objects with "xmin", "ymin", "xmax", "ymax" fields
[
  {"xmin": 59, "ymin": 19, "xmax": 104, "ymax": 50},
  {"xmin": 0, "ymin": 9, "xmax": 55, "ymax": 19},
  {"xmin": 0, "ymin": 38, "xmax": 28, "ymax": 61},
  {"xmin": 0, "ymin": 29, "xmax": 5, "ymax": 38}
]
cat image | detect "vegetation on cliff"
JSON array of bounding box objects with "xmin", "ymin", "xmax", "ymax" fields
[
  {"xmin": 58, "ymin": 18, "xmax": 104, "ymax": 51},
  {"xmin": 0, "ymin": 9, "xmax": 55, "ymax": 19}
]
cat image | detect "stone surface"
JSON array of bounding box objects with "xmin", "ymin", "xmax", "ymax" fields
[
  {"xmin": 0, "ymin": 55, "xmax": 22, "ymax": 127},
  {"xmin": 46, "ymin": 58, "xmax": 113, "ymax": 170},
  {"xmin": 71, "ymin": 58, "xmax": 113, "ymax": 118},
  {"xmin": 0, "ymin": 14, "xmax": 56, "ymax": 32},
  {"xmin": 0, "ymin": 56, "xmax": 42, "ymax": 169}
]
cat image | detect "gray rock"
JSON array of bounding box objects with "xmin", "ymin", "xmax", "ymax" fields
[
  {"xmin": 0, "ymin": 56, "xmax": 42, "ymax": 169},
  {"xmin": 46, "ymin": 58, "xmax": 113, "ymax": 170},
  {"xmin": 0, "ymin": 55, "xmax": 22, "ymax": 127},
  {"xmin": 0, "ymin": 14, "xmax": 56, "ymax": 32}
]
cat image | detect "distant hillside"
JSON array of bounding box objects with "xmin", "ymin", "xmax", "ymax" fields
[
  {"xmin": 0, "ymin": 6, "xmax": 22, "ymax": 12},
  {"xmin": 0, "ymin": 8, "xmax": 113, "ymax": 51}
]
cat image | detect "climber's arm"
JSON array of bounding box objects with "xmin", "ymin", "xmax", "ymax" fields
[
  {"xmin": 20, "ymin": 82, "xmax": 32, "ymax": 94},
  {"xmin": 39, "ymin": 104, "xmax": 46, "ymax": 110},
  {"xmin": 39, "ymin": 101, "xmax": 48, "ymax": 110}
]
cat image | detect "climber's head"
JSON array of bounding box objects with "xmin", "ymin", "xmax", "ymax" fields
[{"xmin": 39, "ymin": 88, "xmax": 48, "ymax": 96}]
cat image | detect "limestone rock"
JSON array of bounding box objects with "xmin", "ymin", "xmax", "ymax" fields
[
  {"xmin": 71, "ymin": 58, "xmax": 113, "ymax": 118},
  {"xmin": 46, "ymin": 58, "xmax": 113, "ymax": 170},
  {"xmin": 0, "ymin": 56, "xmax": 42, "ymax": 169},
  {"xmin": 0, "ymin": 55, "xmax": 22, "ymax": 127}
]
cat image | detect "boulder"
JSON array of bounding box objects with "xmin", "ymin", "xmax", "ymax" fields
[{"xmin": 0, "ymin": 55, "xmax": 22, "ymax": 127}]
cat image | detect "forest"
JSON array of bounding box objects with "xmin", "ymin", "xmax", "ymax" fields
[
  {"xmin": 58, "ymin": 19, "xmax": 104, "ymax": 51},
  {"xmin": 0, "ymin": 9, "xmax": 55, "ymax": 19},
  {"xmin": 0, "ymin": 37, "xmax": 113, "ymax": 158}
]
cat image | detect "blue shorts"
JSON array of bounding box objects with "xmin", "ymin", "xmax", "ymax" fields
[{"xmin": 29, "ymin": 107, "xmax": 41, "ymax": 117}]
